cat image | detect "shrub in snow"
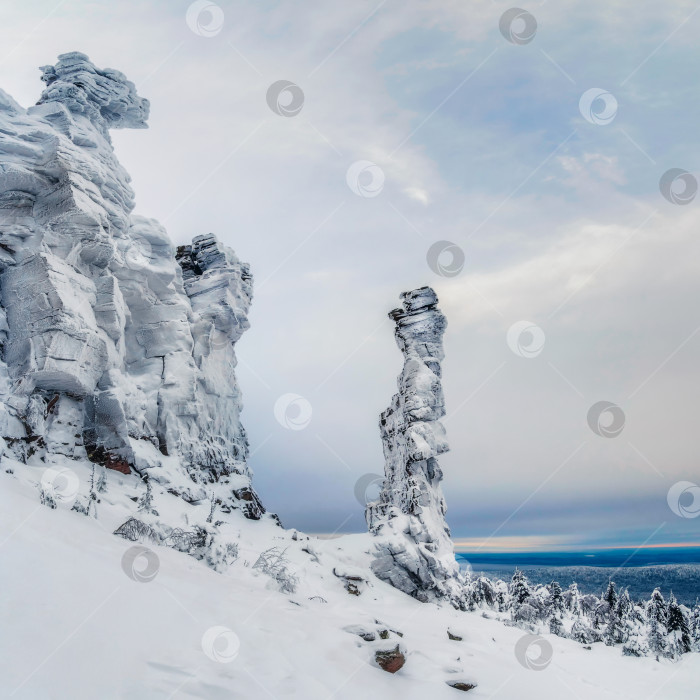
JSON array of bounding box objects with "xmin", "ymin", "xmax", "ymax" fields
[
  {"xmin": 570, "ymin": 619, "xmax": 597, "ymax": 645},
  {"xmin": 548, "ymin": 615, "xmax": 565, "ymax": 637},
  {"xmin": 165, "ymin": 526, "xmax": 208, "ymax": 557},
  {"xmin": 513, "ymin": 603, "xmax": 538, "ymax": 625},
  {"xmin": 71, "ymin": 464, "xmax": 101, "ymax": 518},
  {"xmin": 39, "ymin": 486, "xmax": 57, "ymax": 509},
  {"xmin": 622, "ymin": 635, "xmax": 648, "ymax": 657},
  {"xmin": 113, "ymin": 518, "xmax": 162, "ymax": 544},
  {"xmin": 71, "ymin": 497, "xmax": 94, "ymax": 517},
  {"xmin": 205, "ymin": 540, "xmax": 239, "ymax": 573},
  {"xmin": 95, "ymin": 468, "xmax": 107, "ymax": 493},
  {"xmin": 253, "ymin": 547, "xmax": 299, "ymax": 594},
  {"xmin": 206, "ymin": 492, "xmax": 217, "ymax": 524},
  {"xmin": 137, "ymin": 477, "xmax": 158, "ymax": 516}
]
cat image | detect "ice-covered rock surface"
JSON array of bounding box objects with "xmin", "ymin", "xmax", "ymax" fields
[
  {"xmin": 0, "ymin": 52, "xmax": 266, "ymax": 520},
  {"xmin": 366, "ymin": 287, "xmax": 466, "ymax": 608}
]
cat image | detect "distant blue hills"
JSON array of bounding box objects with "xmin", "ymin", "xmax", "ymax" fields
[
  {"xmin": 455, "ymin": 549, "xmax": 700, "ymax": 605},
  {"xmin": 455, "ymin": 547, "xmax": 700, "ymax": 569}
]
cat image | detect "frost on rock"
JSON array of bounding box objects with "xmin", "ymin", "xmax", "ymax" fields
[
  {"xmin": 366, "ymin": 287, "xmax": 466, "ymax": 609},
  {"xmin": 0, "ymin": 53, "xmax": 266, "ymax": 520}
]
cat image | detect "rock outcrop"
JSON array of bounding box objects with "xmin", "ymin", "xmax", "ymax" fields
[
  {"xmin": 0, "ymin": 53, "xmax": 265, "ymax": 519},
  {"xmin": 366, "ymin": 287, "xmax": 465, "ymax": 608}
]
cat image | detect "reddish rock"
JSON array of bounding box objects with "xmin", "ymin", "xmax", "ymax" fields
[
  {"xmin": 105, "ymin": 454, "xmax": 131, "ymax": 474},
  {"xmin": 375, "ymin": 645, "xmax": 405, "ymax": 673}
]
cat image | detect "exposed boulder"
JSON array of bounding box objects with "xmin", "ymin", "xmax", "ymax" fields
[{"xmin": 374, "ymin": 645, "xmax": 406, "ymax": 673}]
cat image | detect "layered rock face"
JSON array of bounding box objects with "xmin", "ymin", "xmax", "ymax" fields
[
  {"xmin": 0, "ymin": 53, "xmax": 264, "ymax": 518},
  {"xmin": 366, "ymin": 287, "xmax": 465, "ymax": 608}
]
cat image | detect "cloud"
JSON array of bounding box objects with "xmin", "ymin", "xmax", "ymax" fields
[{"xmin": 2, "ymin": 0, "xmax": 699, "ymax": 547}]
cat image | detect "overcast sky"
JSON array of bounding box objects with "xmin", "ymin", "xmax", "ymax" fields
[{"xmin": 2, "ymin": 0, "xmax": 699, "ymax": 552}]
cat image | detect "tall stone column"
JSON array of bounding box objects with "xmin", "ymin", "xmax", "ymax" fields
[{"xmin": 366, "ymin": 287, "xmax": 466, "ymax": 608}]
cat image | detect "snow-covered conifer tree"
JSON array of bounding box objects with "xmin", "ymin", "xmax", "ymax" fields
[
  {"xmin": 495, "ymin": 579, "xmax": 509, "ymax": 612},
  {"xmin": 548, "ymin": 580, "xmax": 564, "ymax": 615},
  {"xmin": 647, "ymin": 588, "xmax": 669, "ymax": 660},
  {"xmin": 566, "ymin": 582, "xmax": 581, "ymax": 616},
  {"xmin": 666, "ymin": 594, "xmax": 692, "ymax": 657},
  {"xmin": 691, "ymin": 601, "xmax": 700, "ymax": 652},
  {"xmin": 603, "ymin": 581, "xmax": 618, "ymax": 610},
  {"xmin": 509, "ymin": 569, "xmax": 530, "ymax": 606}
]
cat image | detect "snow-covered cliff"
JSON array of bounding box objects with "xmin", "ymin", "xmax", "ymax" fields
[
  {"xmin": 366, "ymin": 287, "xmax": 466, "ymax": 608},
  {"xmin": 0, "ymin": 52, "xmax": 264, "ymax": 519}
]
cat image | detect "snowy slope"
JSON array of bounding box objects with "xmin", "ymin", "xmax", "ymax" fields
[{"xmin": 1, "ymin": 459, "xmax": 697, "ymax": 700}]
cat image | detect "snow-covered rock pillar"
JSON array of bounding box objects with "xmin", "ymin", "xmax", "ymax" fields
[
  {"xmin": 366, "ymin": 287, "xmax": 465, "ymax": 608},
  {"xmin": 0, "ymin": 52, "xmax": 266, "ymax": 520}
]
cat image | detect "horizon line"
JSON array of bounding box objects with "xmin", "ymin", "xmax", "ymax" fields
[{"xmin": 310, "ymin": 532, "xmax": 700, "ymax": 552}]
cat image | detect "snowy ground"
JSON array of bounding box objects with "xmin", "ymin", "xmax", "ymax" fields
[{"xmin": 1, "ymin": 459, "xmax": 698, "ymax": 699}]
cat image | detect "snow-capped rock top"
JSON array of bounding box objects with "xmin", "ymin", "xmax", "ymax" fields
[
  {"xmin": 38, "ymin": 51, "xmax": 149, "ymax": 134},
  {"xmin": 0, "ymin": 53, "xmax": 265, "ymax": 520},
  {"xmin": 366, "ymin": 287, "xmax": 465, "ymax": 608}
]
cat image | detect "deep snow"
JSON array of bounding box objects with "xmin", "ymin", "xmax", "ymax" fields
[{"xmin": 1, "ymin": 457, "xmax": 697, "ymax": 699}]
